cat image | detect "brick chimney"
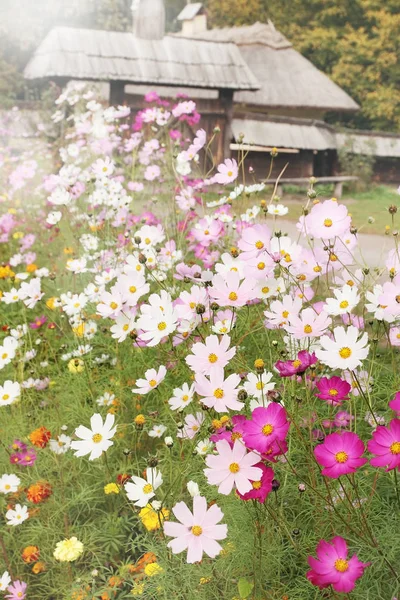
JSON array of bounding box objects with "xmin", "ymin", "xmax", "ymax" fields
[{"xmin": 132, "ymin": 0, "xmax": 166, "ymax": 40}]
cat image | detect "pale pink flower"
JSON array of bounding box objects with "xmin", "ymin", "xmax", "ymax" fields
[
  {"xmin": 177, "ymin": 412, "xmax": 205, "ymax": 440},
  {"xmin": 209, "ymin": 271, "xmax": 256, "ymax": 308},
  {"xmin": 264, "ymin": 295, "xmax": 302, "ymax": 328},
  {"xmin": 297, "ymin": 199, "xmax": 351, "ymax": 239},
  {"xmin": 285, "ymin": 307, "xmax": 331, "ymax": 339},
  {"xmin": 237, "ymin": 223, "xmax": 271, "ymax": 259},
  {"xmin": 204, "ymin": 439, "xmax": 262, "ymax": 495},
  {"xmin": 186, "ymin": 335, "xmax": 236, "ymax": 375},
  {"xmin": 195, "ymin": 369, "xmax": 243, "ymax": 413},
  {"xmin": 131, "ymin": 366, "xmax": 167, "ymax": 395},
  {"xmin": 164, "ymin": 495, "xmax": 227, "ymax": 563},
  {"xmin": 212, "ymin": 158, "xmax": 238, "ymax": 185}
]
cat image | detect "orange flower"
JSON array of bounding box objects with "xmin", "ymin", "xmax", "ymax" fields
[
  {"xmin": 26, "ymin": 263, "xmax": 38, "ymax": 273},
  {"xmin": 29, "ymin": 426, "xmax": 51, "ymax": 448},
  {"xmin": 32, "ymin": 561, "xmax": 46, "ymax": 574},
  {"xmin": 108, "ymin": 576, "xmax": 123, "ymax": 588},
  {"xmin": 27, "ymin": 481, "xmax": 52, "ymax": 504},
  {"xmin": 128, "ymin": 552, "xmax": 157, "ymax": 574},
  {"xmin": 22, "ymin": 545, "xmax": 40, "ymax": 563}
]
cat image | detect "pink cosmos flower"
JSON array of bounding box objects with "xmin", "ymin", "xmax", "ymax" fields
[
  {"xmin": 334, "ymin": 411, "xmax": 354, "ymax": 429},
  {"xmin": 5, "ymin": 580, "xmax": 27, "ymax": 600},
  {"xmin": 389, "ymin": 392, "xmax": 400, "ymax": 415},
  {"xmin": 307, "ymin": 536, "xmax": 370, "ymax": 593},
  {"xmin": 275, "ymin": 350, "xmax": 317, "ymax": 377},
  {"xmin": 314, "ymin": 432, "xmax": 367, "ymax": 478},
  {"xmin": 285, "ymin": 307, "xmax": 331, "ymax": 339},
  {"xmin": 298, "ymin": 199, "xmax": 351, "ymax": 240},
  {"xmin": 242, "ymin": 404, "xmax": 290, "ymax": 454},
  {"xmin": 177, "ymin": 412, "xmax": 205, "ymax": 440},
  {"xmin": 29, "ymin": 315, "xmax": 47, "ymax": 330},
  {"xmin": 237, "ymin": 223, "xmax": 271, "ymax": 259},
  {"xmin": 237, "ymin": 462, "xmax": 274, "ymax": 503},
  {"xmin": 204, "ymin": 439, "xmax": 262, "ymax": 495},
  {"xmin": 264, "ymin": 295, "xmax": 302, "ymax": 328},
  {"xmin": 212, "ymin": 158, "xmax": 238, "ymax": 185},
  {"xmin": 368, "ymin": 419, "xmax": 400, "ymax": 471},
  {"xmin": 10, "ymin": 448, "xmax": 37, "ymax": 467},
  {"xmin": 186, "ymin": 335, "xmax": 236, "ymax": 375},
  {"xmin": 144, "ymin": 164, "xmax": 161, "ymax": 181},
  {"xmin": 209, "ymin": 271, "xmax": 256, "ymax": 308},
  {"xmin": 195, "ymin": 369, "xmax": 243, "ymax": 413},
  {"xmin": 164, "ymin": 495, "xmax": 227, "ymax": 563},
  {"xmin": 315, "ymin": 376, "xmax": 351, "ymax": 405}
]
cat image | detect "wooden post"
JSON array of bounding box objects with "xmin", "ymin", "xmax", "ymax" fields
[
  {"xmin": 219, "ymin": 88, "xmax": 234, "ymax": 160},
  {"xmin": 109, "ymin": 81, "xmax": 125, "ymax": 106}
]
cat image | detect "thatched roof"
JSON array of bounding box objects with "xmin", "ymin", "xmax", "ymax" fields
[
  {"xmin": 23, "ymin": 27, "xmax": 260, "ymax": 91},
  {"xmin": 182, "ymin": 21, "xmax": 359, "ymax": 112},
  {"xmin": 232, "ymin": 116, "xmax": 337, "ymax": 151},
  {"xmin": 336, "ymin": 131, "xmax": 400, "ymax": 158}
]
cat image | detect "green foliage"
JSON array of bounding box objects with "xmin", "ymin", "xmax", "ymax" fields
[{"xmin": 337, "ymin": 135, "xmax": 376, "ymax": 190}]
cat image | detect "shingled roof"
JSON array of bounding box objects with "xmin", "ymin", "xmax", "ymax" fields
[
  {"xmin": 23, "ymin": 26, "xmax": 260, "ymax": 91},
  {"xmin": 182, "ymin": 21, "xmax": 359, "ymax": 112}
]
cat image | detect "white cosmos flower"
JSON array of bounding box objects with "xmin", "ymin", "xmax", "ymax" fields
[
  {"xmin": 243, "ymin": 372, "xmax": 275, "ymax": 400},
  {"xmin": 0, "ymin": 380, "xmax": 20, "ymax": 406},
  {"xmin": 71, "ymin": 413, "xmax": 117, "ymax": 460},
  {"xmin": 0, "ymin": 474, "xmax": 21, "ymax": 494},
  {"xmin": 131, "ymin": 366, "xmax": 167, "ymax": 395},
  {"xmin": 125, "ymin": 467, "xmax": 163, "ymax": 507},
  {"xmin": 325, "ymin": 285, "xmax": 360, "ymax": 316},
  {"xmin": 47, "ymin": 210, "xmax": 62, "ymax": 225},
  {"xmin": 5, "ymin": 503, "xmax": 29, "ymax": 526},
  {"xmin": 0, "ymin": 571, "xmax": 11, "ymax": 591},
  {"xmin": 168, "ymin": 382, "xmax": 195, "ymax": 411},
  {"xmin": 267, "ymin": 204, "xmax": 289, "ymax": 216},
  {"xmin": 49, "ymin": 435, "xmax": 72, "ymax": 454},
  {"xmin": 187, "ymin": 481, "xmax": 200, "ymax": 497},
  {"xmin": 96, "ymin": 392, "xmax": 115, "ymax": 407},
  {"xmin": 148, "ymin": 424, "xmax": 167, "ymax": 438},
  {"xmin": 0, "ymin": 337, "xmax": 18, "ymax": 370},
  {"xmin": 316, "ymin": 326, "xmax": 369, "ymax": 371},
  {"xmin": 195, "ymin": 438, "xmax": 214, "ymax": 455}
]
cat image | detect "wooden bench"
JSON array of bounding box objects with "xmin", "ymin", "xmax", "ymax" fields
[{"xmin": 262, "ymin": 176, "xmax": 358, "ymax": 199}]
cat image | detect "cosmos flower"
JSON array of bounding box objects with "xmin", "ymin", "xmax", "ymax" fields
[
  {"xmin": 5, "ymin": 580, "xmax": 27, "ymax": 600},
  {"xmin": 204, "ymin": 439, "xmax": 262, "ymax": 495},
  {"xmin": 314, "ymin": 432, "xmax": 367, "ymax": 478},
  {"xmin": 315, "ymin": 376, "xmax": 351, "ymax": 405},
  {"xmin": 316, "ymin": 326, "xmax": 369, "ymax": 371},
  {"xmin": 125, "ymin": 468, "xmax": 163, "ymax": 507},
  {"xmin": 71, "ymin": 413, "xmax": 116, "ymax": 461},
  {"xmin": 164, "ymin": 495, "xmax": 227, "ymax": 563},
  {"xmin": 131, "ymin": 366, "xmax": 167, "ymax": 394},
  {"xmin": 242, "ymin": 404, "xmax": 290, "ymax": 454},
  {"xmin": 237, "ymin": 462, "xmax": 274, "ymax": 503},
  {"xmin": 186, "ymin": 335, "xmax": 236, "ymax": 375},
  {"xmin": 307, "ymin": 536, "xmax": 369, "ymax": 593},
  {"xmin": 5, "ymin": 504, "xmax": 29, "ymax": 526},
  {"xmin": 368, "ymin": 419, "xmax": 400, "ymax": 471},
  {"xmin": 195, "ymin": 369, "xmax": 243, "ymax": 413}
]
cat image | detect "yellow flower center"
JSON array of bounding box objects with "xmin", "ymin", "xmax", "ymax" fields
[
  {"xmin": 228, "ymin": 292, "xmax": 238, "ymax": 301},
  {"xmin": 182, "ymin": 395, "xmax": 189, "ymax": 402},
  {"xmin": 2, "ymin": 394, "xmax": 9, "ymax": 401},
  {"xmin": 313, "ymin": 265, "xmax": 322, "ymax": 273},
  {"xmin": 282, "ymin": 310, "xmax": 289, "ymax": 318},
  {"xmin": 231, "ymin": 432, "xmax": 242, "ymax": 441},
  {"xmin": 390, "ymin": 441, "xmax": 400, "ymax": 455},
  {"xmin": 292, "ymin": 359, "xmax": 302, "ymax": 368},
  {"xmin": 257, "ymin": 262, "xmax": 265, "ymax": 270},
  {"xmin": 92, "ymin": 433, "xmax": 103, "ymax": 443},
  {"xmin": 110, "ymin": 301, "xmax": 118, "ymax": 310},
  {"xmin": 191, "ymin": 525, "xmax": 203, "ymax": 536},
  {"xmin": 5, "ymin": 484, "xmax": 10, "ymax": 490},
  {"xmin": 304, "ymin": 324, "xmax": 313, "ymax": 334},
  {"xmin": 145, "ymin": 238, "xmax": 151, "ymax": 245},
  {"xmin": 123, "ymin": 324, "xmax": 129, "ymax": 331},
  {"xmin": 208, "ymin": 353, "xmax": 218, "ymax": 363},
  {"xmin": 214, "ymin": 388, "xmax": 224, "ymax": 399},
  {"xmin": 335, "ymin": 451, "xmax": 348, "ymax": 463},
  {"xmin": 129, "ymin": 286, "xmax": 137, "ymax": 293},
  {"xmin": 335, "ymin": 558, "xmax": 349, "ymax": 572},
  {"xmin": 204, "ymin": 230, "xmax": 210, "ymax": 235},
  {"xmin": 339, "ymin": 347, "xmax": 352, "ymax": 359},
  {"xmin": 229, "ymin": 462, "xmax": 240, "ymax": 473},
  {"xmin": 227, "ymin": 171, "xmax": 233, "ymax": 177},
  {"xmin": 329, "ymin": 389, "xmax": 338, "ymax": 396},
  {"xmin": 262, "ymin": 424, "xmax": 274, "ymax": 436},
  {"xmin": 252, "ymin": 480, "xmax": 262, "ymax": 489},
  {"xmin": 255, "ymin": 241, "xmax": 264, "ymax": 249},
  {"xmin": 157, "ymin": 322, "xmax": 167, "ymax": 331},
  {"xmin": 143, "ymin": 483, "xmax": 153, "ymax": 494},
  {"xmin": 339, "ymin": 300, "xmax": 349, "ymax": 309},
  {"xmin": 261, "ymin": 286, "xmax": 269, "ymax": 294},
  {"xmin": 2, "ymin": 353, "xmax": 8, "ymax": 359},
  {"xmin": 149, "ymin": 379, "xmax": 157, "ymax": 387},
  {"xmin": 256, "ymin": 381, "xmax": 264, "ymax": 390},
  {"xmin": 324, "ymin": 218, "xmax": 333, "ymax": 227}
]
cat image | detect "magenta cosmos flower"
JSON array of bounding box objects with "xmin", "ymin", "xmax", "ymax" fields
[
  {"xmin": 242, "ymin": 404, "xmax": 290, "ymax": 454},
  {"xmin": 389, "ymin": 392, "xmax": 400, "ymax": 415},
  {"xmin": 368, "ymin": 419, "xmax": 400, "ymax": 471},
  {"xmin": 237, "ymin": 462, "xmax": 274, "ymax": 503},
  {"xmin": 6, "ymin": 580, "xmax": 27, "ymax": 600},
  {"xmin": 29, "ymin": 315, "xmax": 47, "ymax": 330},
  {"xmin": 314, "ymin": 432, "xmax": 367, "ymax": 478},
  {"xmin": 164, "ymin": 495, "xmax": 227, "ymax": 563},
  {"xmin": 307, "ymin": 536, "xmax": 370, "ymax": 593},
  {"xmin": 204, "ymin": 439, "xmax": 262, "ymax": 495},
  {"xmin": 275, "ymin": 350, "xmax": 317, "ymax": 377},
  {"xmin": 186, "ymin": 334, "xmax": 236, "ymax": 375},
  {"xmin": 315, "ymin": 376, "xmax": 351, "ymax": 405}
]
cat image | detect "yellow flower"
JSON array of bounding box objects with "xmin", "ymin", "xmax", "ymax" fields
[
  {"xmin": 68, "ymin": 358, "xmax": 84, "ymax": 373},
  {"xmin": 53, "ymin": 537, "xmax": 83, "ymax": 562},
  {"xmin": 131, "ymin": 582, "xmax": 145, "ymax": 596},
  {"xmin": 26, "ymin": 263, "xmax": 38, "ymax": 273},
  {"xmin": 199, "ymin": 577, "xmax": 212, "ymax": 585},
  {"xmin": 0, "ymin": 265, "xmax": 15, "ymax": 279},
  {"xmin": 104, "ymin": 483, "xmax": 119, "ymax": 495},
  {"xmin": 46, "ymin": 297, "xmax": 58, "ymax": 310},
  {"xmin": 63, "ymin": 247, "xmax": 74, "ymax": 255},
  {"xmin": 8, "ymin": 207, "xmax": 16, "ymax": 214},
  {"xmin": 134, "ymin": 414, "xmax": 146, "ymax": 426},
  {"xmin": 139, "ymin": 504, "xmax": 169, "ymax": 531},
  {"xmin": 73, "ymin": 323, "xmax": 86, "ymax": 337},
  {"xmin": 144, "ymin": 563, "xmax": 163, "ymax": 577},
  {"xmin": 12, "ymin": 231, "xmax": 24, "ymax": 239}
]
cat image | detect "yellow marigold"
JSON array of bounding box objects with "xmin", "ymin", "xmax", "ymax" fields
[
  {"xmin": 22, "ymin": 545, "xmax": 40, "ymax": 563},
  {"xmin": 63, "ymin": 247, "xmax": 74, "ymax": 254},
  {"xmin": 26, "ymin": 263, "xmax": 38, "ymax": 273},
  {"xmin": 144, "ymin": 563, "xmax": 163, "ymax": 577},
  {"xmin": 212, "ymin": 419, "xmax": 222, "ymax": 430},
  {"xmin": 46, "ymin": 297, "xmax": 58, "ymax": 310},
  {"xmin": 32, "ymin": 561, "xmax": 46, "ymax": 574},
  {"xmin": 68, "ymin": 358, "xmax": 84, "ymax": 373},
  {"xmin": 134, "ymin": 414, "xmax": 146, "ymax": 426},
  {"xmin": 131, "ymin": 582, "xmax": 145, "ymax": 596},
  {"xmin": 0, "ymin": 265, "xmax": 15, "ymax": 279},
  {"xmin": 220, "ymin": 415, "xmax": 230, "ymax": 425},
  {"xmin": 12, "ymin": 231, "xmax": 24, "ymax": 239},
  {"xmin": 104, "ymin": 483, "xmax": 119, "ymax": 495},
  {"xmin": 72, "ymin": 323, "xmax": 86, "ymax": 337},
  {"xmin": 139, "ymin": 504, "xmax": 169, "ymax": 532},
  {"xmin": 254, "ymin": 358, "xmax": 264, "ymax": 369},
  {"xmin": 53, "ymin": 537, "xmax": 83, "ymax": 562}
]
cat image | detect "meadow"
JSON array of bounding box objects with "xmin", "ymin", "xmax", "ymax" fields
[{"xmin": 0, "ymin": 86, "xmax": 400, "ymax": 600}]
